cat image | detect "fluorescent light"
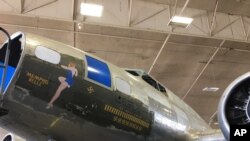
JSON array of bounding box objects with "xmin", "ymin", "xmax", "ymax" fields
[
  {"xmin": 171, "ymin": 16, "xmax": 193, "ymax": 24},
  {"xmin": 169, "ymin": 16, "xmax": 193, "ymax": 28},
  {"xmin": 77, "ymin": 23, "xmax": 83, "ymax": 30},
  {"xmin": 214, "ymin": 122, "xmax": 219, "ymax": 125},
  {"xmin": 80, "ymin": 3, "xmax": 103, "ymax": 17},
  {"xmin": 202, "ymin": 87, "xmax": 219, "ymax": 92}
]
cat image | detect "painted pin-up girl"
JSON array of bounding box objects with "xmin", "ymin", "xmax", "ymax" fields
[{"xmin": 46, "ymin": 62, "xmax": 78, "ymax": 109}]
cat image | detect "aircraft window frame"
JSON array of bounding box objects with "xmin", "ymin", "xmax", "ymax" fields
[
  {"xmin": 125, "ymin": 69, "xmax": 143, "ymax": 76},
  {"xmin": 35, "ymin": 46, "xmax": 61, "ymax": 64},
  {"xmin": 85, "ymin": 55, "xmax": 113, "ymax": 90},
  {"xmin": 142, "ymin": 74, "xmax": 159, "ymax": 90},
  {"xmin": 115, "ymin": 77, "xmax": 131, "ymax": 95},
  {"xmin": 141, "ymin": 73, "xmax": 168, "ymax": 96},
  {"xmin": 158, "ymin": 83, "xmax": 167, "ymax": 93},
  {"xmin": 126, "ymin": 70, "xmax": 140, "ymax": 76}
]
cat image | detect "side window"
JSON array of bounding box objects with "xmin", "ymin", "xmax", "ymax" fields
[
  {"xmin": 35, "ymin": 46, "xmax": 61, "ymax": 64},
  {"xmin": 115, "ymin": 77, "xmax": 131, "ymax": 95},
  {"xmin": 142, "ymin": 73, "xmax": 168, "ymax": 96},
  {"xmin": 142, "ymin": 74, "xmax": 158, "ymax": 90},
  {"xmin": 126, "ymin": 70, "xmax": 140, "ymax": 76},
  {"xmin": 86, "ymin": 55, "xmax": 111, "ymax": 88},
  {"xmin": 158, "ymin": 83, "xmax": 167, "ymax": 93}
]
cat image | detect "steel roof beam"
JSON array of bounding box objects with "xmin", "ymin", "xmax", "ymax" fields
[
  {"xmin": 128, "ymin": 0, "xmax": 133, "ymax": 26},
  {"xmin": 131, "ymin": 8, "xmax": 168, "ymax": 26},
  {"xmin": 182, "ymin": 40, "xmax": 225, "ymax": 100},
  {"xmin": 148, "ymin": 34, "xmax": 171, "ymax": 74}
]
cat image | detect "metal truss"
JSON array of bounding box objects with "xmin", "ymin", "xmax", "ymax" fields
[{"xmin": 1, "ymin": 0, "xmax": 58, "ymax": 14}]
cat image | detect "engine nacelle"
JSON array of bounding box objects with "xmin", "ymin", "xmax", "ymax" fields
[{"xmin": 218, "ymin": 72, "xmax": 250, "ymax": 141}]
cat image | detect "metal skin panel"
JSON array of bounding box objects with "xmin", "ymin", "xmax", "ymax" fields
[
  {"xmin": 11, "ymin": 54, "xmax": 153, "ymax": 140},
  {"xmin": 0, "ymin": 32, "xmax": 225, "ymax": 141}
]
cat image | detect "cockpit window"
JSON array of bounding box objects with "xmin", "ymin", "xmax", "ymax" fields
[
  {"xmin": 126, "ymin": 70, "xmax": 140, "ymax": 76},
  {"xmin": 126, "ymin": 69, "xmax": 168, "ymax": 96},
  {"xmin": 142, "ymin": 74, "xmax": 158, "ymax": 90},
  {"xmin": 142, "ymin": 73, "xmax": 168, "ymax": 96},
  {"xmin": 158, "ymin": 83, "xmax": 167, "ymax": 93}
]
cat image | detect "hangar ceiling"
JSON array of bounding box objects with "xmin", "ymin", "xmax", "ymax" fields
[{"xmin": 0, "ymin": 0, "xmax": 250, "ymax": 128}]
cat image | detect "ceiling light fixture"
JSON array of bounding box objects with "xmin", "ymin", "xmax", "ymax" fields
[
  {"xmin": 214, "ymin": 122, "xmax": 219, "ymax": 125},
  {"xmin": 169, "ymin": 16, "xmax": 193, "ymax": 28},
  {"xmin": 202, "ymin": 87, "xmax": 219, "ymax": 92},
  {"xmin": 77, "ymin": 23, "xmax": 83, "ymax": 30},
  {"xmin": 80, "ymin": 3, "xmax": 103, "ymax": 17}
]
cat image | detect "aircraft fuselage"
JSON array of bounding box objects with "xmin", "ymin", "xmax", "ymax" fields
[{"xmin": 0, "ymin": 32, "xmax": 212, "ymax": 141}]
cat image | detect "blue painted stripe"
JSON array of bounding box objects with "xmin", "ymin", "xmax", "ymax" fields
[{"xmin": 86, "ymin": 55, "xmax": 111, "ymax": 88}]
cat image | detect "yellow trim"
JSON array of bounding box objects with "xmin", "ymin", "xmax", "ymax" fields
[{"xmin": 103, "ymin": 104, "xmax": 150, "ymax": 129}]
